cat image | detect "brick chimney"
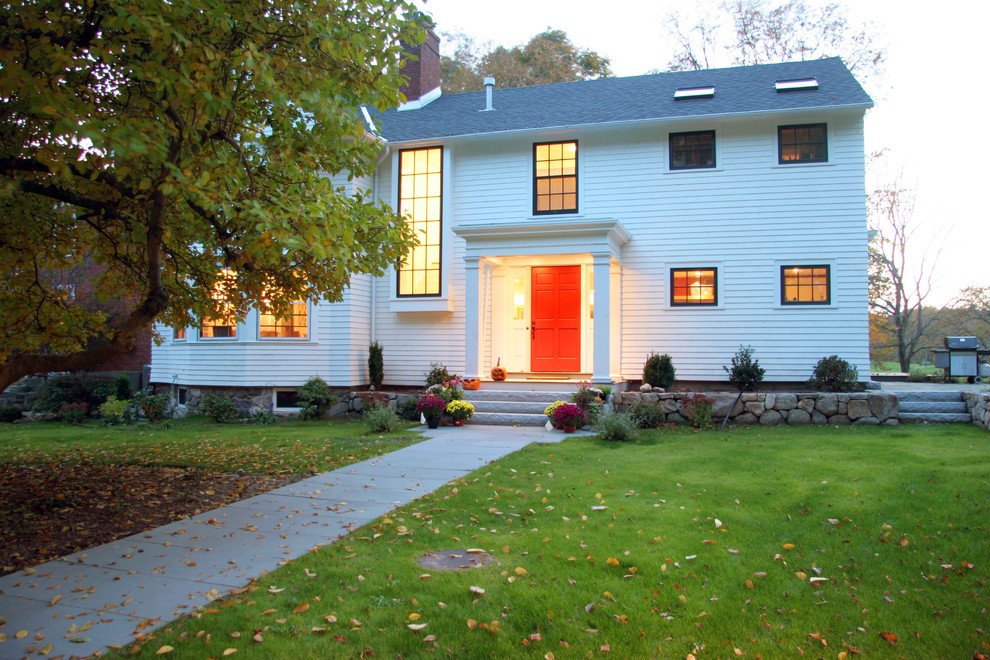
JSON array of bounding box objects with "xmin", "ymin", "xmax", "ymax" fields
[{"xmin": 398, "ymin": 24, "xmax": 441, "ymax": 109}]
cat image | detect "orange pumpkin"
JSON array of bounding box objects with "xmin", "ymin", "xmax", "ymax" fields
[
  {"xmin": 491, "ymin": 358, "xmax": 507, "ymax": 381},
  {"xmin": 462, "ymin": 377, "xmax": 481, "ymax": 390}
]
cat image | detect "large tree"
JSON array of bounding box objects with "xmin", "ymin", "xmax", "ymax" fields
[
  {"xmin": 440, "ymin": 29, "xmax": 612, "ymax": 93},
  {"xmin": 0, "ymin": 0, "xmax": 425, "ymax": 392},
  {"xmin": 664, "ymin": 0, "xmax": 885, "ymax": 87}
]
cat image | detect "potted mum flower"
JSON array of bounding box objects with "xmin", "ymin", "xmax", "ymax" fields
[
  {"xmin": 416, "ymin": 394, "xmax": 446, "ymax": 429},
  {"xmin": 445, "ymin": 400, "xmax": 475, "ymax": 426},
  {"xmin": 552, "ymin": 403, "xmax": 585, "ymax": 433},
  {"xmin": 544, "ymin": 400, "xmax": 569, "ymax": 428}
]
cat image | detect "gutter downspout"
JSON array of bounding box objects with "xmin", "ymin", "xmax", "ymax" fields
[{"xmin": 371, "ymin": 140, "xmax": 392, "ymax": 346}]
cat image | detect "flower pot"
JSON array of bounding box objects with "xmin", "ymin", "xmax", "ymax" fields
[
  {"xmin": 452, "ymin": 419, "xmax": 465, "ymax": 426},
  {"xmin": 426, "ymin": 416, "xmax": 440, "ymax": 429},
  {"xmin": 563, "ymin": 425, "xmax": 576, "ymax": 433}
]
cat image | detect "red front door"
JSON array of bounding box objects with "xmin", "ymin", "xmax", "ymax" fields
[{"xmin": 531, "ymin": 266, "xmax": 581, "ymax": 372}]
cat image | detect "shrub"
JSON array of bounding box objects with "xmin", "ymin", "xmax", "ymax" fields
[
  {"xmin": 571, "ymin": 382, "xmax": 603, "ymax": 410},
  {"xmin": 133, "ymin": 391, "xmax": 172, "ymax": 421},
  {"xmin": 907, "ymin": 367, "xmax": 929, "ymax": 383},
  {"xmin": 298, "ymin": 376, "xmax": 337, "ymax": 420},
  {"xmin": 596, "ymin": 411, "xmax": 638, "ymax": 442},
  {"xmin": 809, "ymin": 355, "xmax": 859, "ymax": 392},
  {"xmin": 359, "ymin": 392, "xmax": 390, "ymax": 410},
  {"xmin": 681, "ymin": 394, "xmax": 715, "ymax": 429},
  {"xmin": 368, "ymin": 341, "xmax": 384, "ymax": 390},
  {"xmin": 584, "ymin": 399, "xmax": 604, "ymax": 427},
  {"xmin": 416, "ymin": 394, "xmax": 447, "ymax": 418},
  {"xmin": 398, "ymin": 398, "xmax": 421, "ymax": 421},
  {"xmin": 425, "ymin": 362, "xmax": 459, "ymax": 388},
  {"xmin": 446, "ymin": 400, "xmax": 475, "ymax": 421},
  {"xmin": 57, "ymin": 401, "xmax": 90, "ymax": 423},
  {"xmin": 365, "ymin": 405, "xmax": 400, "ymax": 433},
  {"xmin": 113, "ymin": 373, "xmax": 132, "ymax": 400},
  {"xmin": 629, "ymin": 401, "xmax": 665, "ymax": 428},
  {"xmin": 643, "ymin": 353, "xmax": 676, "ymax": 389},
  {"xmin": 30, "ymin": 374, "xmax": 104, "ymax": 413},
  {"xmin": 724, "ymin": 345, "xmax": 765, "ymax": 391},
  {"xmin": 426, "ymin": 380, "xmax": 463, "ymax": 404},
  {"xmin": 544, "ymin": 400, "xmax": 569, "ymax": 421},
  {"xmin": 597, "ymin": 385, "xmax": 613, "ymax": 402},
  {"xmin": 552, "ymin": 403, "xmax": 585, "ymax": 428},
  {"xmin": 0, "ymin": 406, "xmax": 24, "ymax": 423},
  {"xmin": 99, "ymin": 396, "xmax": 132, "ymax": 425},
  {"xmin": 251, "ymin": 405, "xmax": 279, "ymax": 425},
  {"xmin": 200, "ymin": 393, "xmax": 238, "ymax": 423}
]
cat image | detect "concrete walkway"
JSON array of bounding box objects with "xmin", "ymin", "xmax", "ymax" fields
[{"xmin": 0, "ymin": 425, "xmax": 578, "ymax": 659}]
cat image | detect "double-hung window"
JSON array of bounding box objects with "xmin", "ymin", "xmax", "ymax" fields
[
  {"xmin": 781, "ymin": 265, "xmax": 830, "ymax": 305},
  {"xmin": 259, "ymin": 300, "xmax": 308, "ymax": 338},
  {"xmin": 670, "ymin": 268, "xmax": 718, "ymax": 306},
  {"xmin": 669, "ymin": 131, "xmax": 715, "ymax": 170},
  {"xmin": 397, "ymin": 147, "xmax": 443, "ymax": 297},
  {"xmin": 201, "ymin": 269, "xmax": 238, "ymax": 338},
  {"xmin": 534, "ymin": 141, "xmax": 578, "ymax": 214},
  {"xmin": 778, "ymin": 123, "xmax": 827, "ymax": 163}
]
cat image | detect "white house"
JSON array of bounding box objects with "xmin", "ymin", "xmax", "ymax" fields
[{"xmin": 150, "ymin": 28, "xmax": 874, "ymax": 406}]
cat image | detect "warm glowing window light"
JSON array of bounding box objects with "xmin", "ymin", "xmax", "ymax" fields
[{"xmin": 398, "ymin": 147, "xmax": 443, "ymax": 296}]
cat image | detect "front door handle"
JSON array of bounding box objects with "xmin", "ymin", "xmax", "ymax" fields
[{"xmin": 531, "ymin": 321, "xmax": 536, "ymax": 340}]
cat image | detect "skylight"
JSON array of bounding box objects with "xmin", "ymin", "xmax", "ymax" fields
[
  {"xmin": 775, "ymin": 78, "xmax": 819, "ymax": 92},
  {"xmin": 674, "ymin": 86, "xmax": 715, "ymax": 99}
]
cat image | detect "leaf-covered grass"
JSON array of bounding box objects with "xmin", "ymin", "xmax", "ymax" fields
[
  {"xmin": 117, "ymin": 424, "xmax": 988, "ymax": 658},
  {"xmin": 0, "ymin": 417, "xmax": 422, "ymax": 475}
]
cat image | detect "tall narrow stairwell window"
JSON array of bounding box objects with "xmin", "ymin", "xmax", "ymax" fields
[{"xmin": 398, "ymin": 146, "xmax": 443, "ymax": 296}]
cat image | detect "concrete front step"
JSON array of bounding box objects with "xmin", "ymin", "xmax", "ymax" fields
[
  {"xmin": 472, "ymin": 411, "xmax": 550, "ymax": 426},
  {"xmin": 891, "ymin": 391, "xmax": 965, "ymax": 403},
  {"xmin": 463, "ymin": 390, "xmax": 574, "ymax": 403},
  {"xmin": 899, "ymin": 412, "xmax": 973, "ymax": 424},
  {"xmin": 899, "ymin": 401, "xmax": 969, "ymax": 414}
]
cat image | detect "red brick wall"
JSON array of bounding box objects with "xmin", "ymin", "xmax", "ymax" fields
[{"xmin": 399, "ymin": 26, "xmax": 440, "ymax": 102}]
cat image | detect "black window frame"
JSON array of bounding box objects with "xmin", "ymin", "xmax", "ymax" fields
[
  {"xmin": 396, "ymin": 146, "xmax": 443, "ymax": 298},
  {"xmin": 533, "ymin": 140, "xmax": 578, "ymax": 215},
  {"xmin": 669, "ymin": 130, "xmax": 716, "ymax": 170},
  {"xmin": 670, "ymin": 267, "xmax": 719, "ymax": 307},
  {"xmin": 780, "ymin": 264, "xmax": 831, "ymax": 305},
  {"xmin": 777, "ymin": 123, "xmax": 828, "ymax": 164}
]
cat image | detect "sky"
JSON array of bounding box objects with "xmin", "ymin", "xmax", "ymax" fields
[{"xmin": 415, "ymin": 0, "xmax": 989, "ymax": 307}]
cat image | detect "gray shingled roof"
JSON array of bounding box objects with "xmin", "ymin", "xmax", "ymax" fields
[{"xmin": 374, "ymin": 57, "xmax": 872, "ymax": 143}]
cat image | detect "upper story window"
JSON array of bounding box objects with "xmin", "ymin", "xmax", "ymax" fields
[
  {"xmin": 534, "ymin": 141, "xmax": 577, "ymax": 215},
  {"xmin": 781, "ymin": 265, "xmax": 830, "ymax": 305},
  {"xmin": 201, "ymin": 269, "xmax": 238, "ymax": 338},
  {"xmin": 671, "ymin": 268, "xmax": 718, "ymax": 306},
  {"xmin": 260, "ymin": 300, "xmax": 308, "ymax": 338},
  {"xmin": 173, "ymin": 326, "xmax": 186, "ymax": 341},
  {"xmin": 398, "ymin": 146, "xmax": 442, "ymax": 297},
  {"xmin": 778, "ymin": 123, "xmax": 827, "ymax": 163},
  {"xmin": 670, "ymin": 131, "xmax": 715, "ymax": 170}
]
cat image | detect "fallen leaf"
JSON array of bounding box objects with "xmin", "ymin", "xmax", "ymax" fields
[
  {"xmin": 515, "ymin": 567, "xmax": 528, "ymax": 576},
  {"xmin": 268, "ymin": 587, "xmax": 285, "ymax": 594},
  {"xmin": 783, "ymin": 543, "xmax": 796, "ymax": 550},
  {"xmin": 156, "ymin": 645, "xmax": 174, "ymax": 654},
  {"xmin": 223, "ymin": 650, "xmax": 237, "ymax": 656},
  {"xmin": 606, "ymin": 557, "xmax": 620, "ymax": 566},
  {"xmin": 293, "ymin": 602, "xmax": 310, "ymax": 615},
  {"xmin": 467, "ymin": 619, "xmax": 478, "ymax": 629},
  {"xmin": 253, "ymin": 633, "xmax": 263, "ymax": 643},
  {"xmin": 409, "ymin": 613, "xmax": 421, "ymax": 621},
  {"xmin": 470, "ymin": 586, "xmax": 485, "ymax": 595},
  {"xmin": 16, "ymin": 631, "xmax": 28, "ymax": 640},
  {"xmin": 879, "ymin": 631, "xmax": 897, "ymax": 646},
  {"xmin": 795, "ymin": 571, "xmax": 808, "ymax": 580},
  {"xmin": 407, "ymin": 623, "xmax": 427, "ymax": 631}
]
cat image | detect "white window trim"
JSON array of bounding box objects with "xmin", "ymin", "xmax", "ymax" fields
[
  {"xmin": 662, "ymin": 127, "xmax": 723, "ymax": 174},
  {"xmin": 663, "ymin": 262, "xmax": 725, "ymax": 310},
  {"xmin": 272, "ymin": 388, "xmax": 302, "ymax": 412},
  {"xmin": 527, "ymin": 134, "xmax": 584, "ymax": 220},
  {"xmin": 773, "ymin": 259, "xmax": 836, "ymax": 309}
]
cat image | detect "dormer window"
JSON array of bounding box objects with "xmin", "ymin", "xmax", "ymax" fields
[{"xmin": 534, "ymin": 141, "xmax": 578, "ymax": 215}]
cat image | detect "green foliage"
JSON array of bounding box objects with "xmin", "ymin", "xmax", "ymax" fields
[
  {"xmin": 98, "ymin": 395, "xmax": 132, "ymax": 425},
  {"xmin": 426, "ymin": 380, "xmax": 463, "ymax": 404},
  {"xmin": 0, "ymin": 0, "xmax": 426, "ymax": 390},
  {"xmin": 643, "ymin": 352, "xmax": 676, "ymax": 389},
  {"xmin": 597, "ymin": 384, "xmax": 613, "ymax": 401},
  {"xmin": 398, "ymin": 398, "xmax": 421, "ymax": 422},
  {"xmin": 297, "ymin": 377, "xmax": 337, "ymax": 420},
  {"xmin": 445, "ymin": 400, "xmax": 475, "ymax": 421},
  {"xmin": 133, "ymin": 391, "xmax": 172, "ymax": 421},
  {"xmin": 571, "ymin": 383, "xmax": 603, "ymax": 410},
  {"xmin": 200, "ymin": 393, "xmax": 238, "ymax": 423},
  {"xmin": 113, "ymin": 374, "xmax": 133, "ymax": 400},
  {"xmin": 424, "ymin": 362, "xmax": 459, "ymax": 388},
  {"xmin": 596, "ymin": 411, "xmax": 638, "ymax": 442},
  {"xmin": 364, "ymin": 405, "xmax": 400, "ymax": 433},
  {"xmin": 56, "ymin": 402, "xmax": 89, "ymax": 423},
  {"xmin": 0, "ymin": 406, "xmax": 23, "ymax": 423},
  {"xmin": 368, "ymin": 341, "xmax": 384, "ymax": 390},
  {"xmin": 29, "ymin": 374, "xmax": 104, "ymax": 413},
  {"xmin": 724, "ymin": 345, "xmax": 765, "ymax": 391},
  {"xmin": 681, "ymin": 394, "xmax": 715, "ymax": 429},
  {"xmin": 251, "ymin": 407, "xmax": 279, "ymax": 426},
  {"xmin": 628, "ymin": 402, "xmax": 665, "ymax": 428},
  {"xmin": 809, "ymin": 355, "xmax": 860, "ymax": 392}
]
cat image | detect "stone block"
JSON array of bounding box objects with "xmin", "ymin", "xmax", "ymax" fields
[
  {"xmin": 812, "ymin": 411, "xmax": 828, "ymax": 425},
  {"xmin": 759, "ymin": 410, "xmax": 784, "ymax": 426},
  {"xmin": 775, "ymin": 393, "xmax": 798, "ymax": 411},
  {"xmin": 815, "ymin": 394, "xmax": 838, "ymax": 416},
  {"xmin": 868, "ymin": 393, "xmax": 897, "ymax": 422},
  {"xmin": 827, "ymin": 414, "xmax": 850, "ymax": 425},
  {"xmin": 744, "ymin": 401, "xmax": 766, "ymax": 416},
  {"xmin": 660, "ymin": 399, "xmax": 679, "ymax": 414},
  {"xmin": 741, "ymin": 393, "xmax": 759, "ymax": 402},
  {"xmin": 847, "ymin": 399, "xmax": 870, "ymax": 420},
  {"xmin": 640, "ymin": 383, "xmax": 653, "ymax": 392},
  {"xmin": 642, "ymin": 393, "xmax": 660, "ymax": 404},
  {"xmin": 712, "ymin": 394, "xmax": 739, "ymax": 418},
  {"xmin": 764, "ymin": 394, "xmax": 776, "ymax": 410},
  {"xmin": 883, "ymin": 418, "xmax": 899, "ymax": 426},
  {"xmin": 666, "ymin": 412, "xmax": 688, "ymax": 425},
  {"xmin": 732, "ymin": 412, "xmax": 759, "ymax": 425},
  {"xmin": 328, "ymin": 401, "xmax": 350, "ymax": 418},
  {"xmin": 624, "ymin": 392, "xmax": 642, "ymax": 404},
  {"xmin": 853, "ymin": 417, "xmax": 880, "ymax": 425},
  {"xmin": 787, "ymin": 409, "xmax": 811, "ymax": 425},
  {"xmin": 838, "ymin": 401, "xmax": 847, "ymax": 415},
  {"xmin": 797, "ymin": 398, "xmax": 815, "ymax": 413}
]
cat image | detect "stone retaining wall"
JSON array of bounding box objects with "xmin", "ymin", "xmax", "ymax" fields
[
  {"xmin": 613, "ymin": 390, "xmax": 899, "ymax": 426},
  {"xmin": 962, "ymin": 393, "xmax": 990, "ymax": 430},
  {"xmin": 174, "ymin": 386, "xmax": 415, "ymax": 418}
]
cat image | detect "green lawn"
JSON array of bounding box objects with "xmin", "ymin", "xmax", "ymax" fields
[
  {"xmin": 114, "ymin": 424, "xmax": 989, "ymax": 659},
  {"xmin": 0, "ymin": 417, "xmax": 422, "ymax": 475}
]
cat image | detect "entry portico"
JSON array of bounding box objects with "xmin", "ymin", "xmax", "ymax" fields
[{"xmin": 455, "ymin": 217, "xmax": 629, "ymax": 384}]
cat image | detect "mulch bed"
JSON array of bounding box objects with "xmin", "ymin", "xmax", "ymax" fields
[{"xmin": 0, "ymin": 464, "xmax": 308, "ymax": 576}]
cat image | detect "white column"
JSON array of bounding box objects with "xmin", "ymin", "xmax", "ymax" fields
[
  {"xmin": 463, "ymin": 256, "xmax": 483, "ymax": 379},
  {"xmin": 591, "ymin": 253, "xmax": 612, "ymax": 384}
]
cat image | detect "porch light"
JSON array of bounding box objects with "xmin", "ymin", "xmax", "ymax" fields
[{"xmin": 514, "ymin": 294, "xmax": 525, "ymax": 306}]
